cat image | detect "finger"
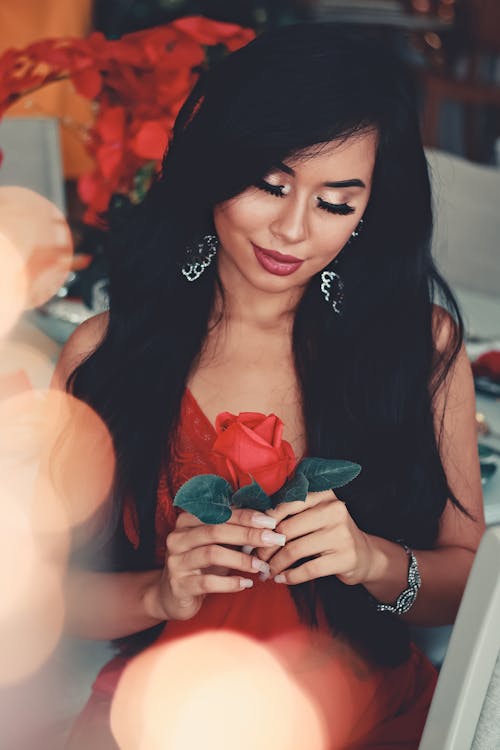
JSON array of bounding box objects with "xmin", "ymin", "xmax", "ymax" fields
[
  {"xmin": 177, "ymin": 508, "xmax": 278, "ymax": 531},
  {"xmin": 176, "ymin": 509, "xmax": 278, "ymax": 531},
  {"xmin": 227, "ymin": 508, "xmax": 278, "ymax": 530},
  {"xmin": 168, "ymin": 523, "xmax": 286, "ymax": 555},
  {"xmin": 267, "ymin": 489, "xmax": 338, "ymax": 524},
  {"xmin": 255, "ymin": 499, "xmax": 344, "ymax": 563},
  {"xmin": 273, "ymin": 552, "xmax": 338, "ymax": 585},
  {"xmin": 275, "ymin": 499, "xmax": 347, "ymax": 541},
  {"xmin": 180, "ymin": 545, "xmax": 271, "ymax": 578},
  {"xmin": 181, "ymin": 573, "xmax": 255, "ymax": 596},
  {"xmin": 268, "ymin": 529, "xmax": 336, "ymax": 577},
  {"xmin": 175, "ymin": 510, "xmax": 204, "ymax": 528},
  {"xmin": 254, "ymin": 544, "xmax": 281, "ymax": 564}
]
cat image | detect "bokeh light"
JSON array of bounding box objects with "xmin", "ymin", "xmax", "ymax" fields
[
  {"xmin": 0, "ymin": 186, "xmax": 73, "ymax": 311},
  {"xmin": 0, "ymin": 341, "xmax": 54, "ymax": 396},
  {"xmin": 0, "ymin": 484, "xmax": 66, "ymax": 685},
  {"xmin": 0, "ymin": 388, "xmax": 115, "ymax": 684},
  {"xmin": 111, "ymin": 631, "xmax": 327, "ymax": 750},
  {"xmin": 0, "ymin": 389, "xmax": 115, "ymax": 533},
  {"xmin": 0, "ymin": 230, "xmax": 27, "ymax": 337}
]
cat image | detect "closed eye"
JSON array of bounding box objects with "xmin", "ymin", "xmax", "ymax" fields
[
  {"xmin": 317, "ymin": 198, "xmax": 355, "ymax": 216},
  {"xmin": 255, "ymin": 180, "xmax": 355, "ymax": 216},
  {"xmin": 255, "ymin": 179, "xmax": 286, "ymax": 197}
]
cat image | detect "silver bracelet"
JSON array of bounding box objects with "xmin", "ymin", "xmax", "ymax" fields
[{"xmin": 374, "ymin": 542, "xmax": 421, "ymax": 615}]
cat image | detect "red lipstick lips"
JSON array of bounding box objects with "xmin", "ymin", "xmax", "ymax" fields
[{"xmin": 251, "ymin": 243, "xmax": 304, "ymax": 277}]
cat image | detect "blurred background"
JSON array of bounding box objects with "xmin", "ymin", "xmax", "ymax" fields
[{"xmin": 0, "ymin": 3, "xmax": 499, "ymax": 748}]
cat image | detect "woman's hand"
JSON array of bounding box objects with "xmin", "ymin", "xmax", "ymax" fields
[
  {"xmin": 255, "ymin": 490, "xmax": 376, "ymax": 586},
  {"xmin": 156, "ymin": 509, "xmax": 285, "ymax": 621}
]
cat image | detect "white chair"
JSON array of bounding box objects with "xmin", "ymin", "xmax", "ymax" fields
[
  {"xmin": 426, "ymin": 148, "xmax": 500, "ymax": 298},
  {"xmin": 0, "ymin": 116, "xmax": 66, "ymax": 213},
  {"xmin": 419, "ymin": 524, "xmax": 500, "ymax": 750}
]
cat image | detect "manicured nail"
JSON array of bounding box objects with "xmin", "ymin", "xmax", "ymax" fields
[
  {"xmin": 239, "ymin": 578, "xmax": 254, "ymax": 589},
  {"xmin": 261, "ymin": 530, "xmax": 286, "ymax": 546},
  {"xmin": 251, "ymin": 514, "xmax": 277, "ymax": 529},
  {"xmin": 252, "ymin": 558, "xmax": 271, "ymax": 575},
  {"xmin": 259, "ymin": 570, "xmax": 271, "ymax": 582},
  {"xmin": 274, "ymin": 574, "xmax": 287, "ymax": 584},
  {"xmin": 242, "ymin": 544, "xmax": 254, "ymax": 554}
]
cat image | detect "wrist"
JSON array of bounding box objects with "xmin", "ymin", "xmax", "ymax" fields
[
  {"xmin": 363, "ymin": 533, "xmax": 391, "ymax": 585},
  {"xmin": 143, "ymin": 570, "xmax": 169, "ymax": 622},
  {"xmin": 363, "ymin": 536, "xmax": 422, "ymax": 615},
  {"xmin": 362, "ymin": 534, "xmax": 409, "ymax": 601}
]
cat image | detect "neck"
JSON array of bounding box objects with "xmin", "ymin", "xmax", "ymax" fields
[{"xmin": 213, "ymin": 255, "xmax": 305, "ymax": 333}]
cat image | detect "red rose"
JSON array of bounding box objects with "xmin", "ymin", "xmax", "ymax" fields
[{"xmin": 212, "ymin": 411, "xmax": 296, "ymax": 496}]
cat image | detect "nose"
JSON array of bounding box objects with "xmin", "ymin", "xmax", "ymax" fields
[{"xmin": 269, "ymin": 194, "xmax": 308, "ymax": 245}]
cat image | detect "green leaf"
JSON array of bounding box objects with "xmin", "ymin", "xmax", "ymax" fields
[
  {"xmin": 272, "ymin": 471, "xmax": 309, "ymax": 506},
  {"xmin": 297, "ymin": 458, "xmax": 361, "ymax": 492},
  {"xmin": 232, "ymin": 478, "xmax": 272, "ymax": 512},
  {"xmin": 173, "ymin": 474, "xmax": 233, "ymax": 524}
]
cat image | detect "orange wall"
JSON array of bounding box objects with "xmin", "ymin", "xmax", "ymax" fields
[{"xmin": 0, "ymin": 0, "xmax": 96, "ymax": 178}]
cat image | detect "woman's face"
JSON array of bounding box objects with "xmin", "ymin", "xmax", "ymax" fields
[{"xmin": 213, "ymin": 131, "xmax": 377, "ymax": 296}]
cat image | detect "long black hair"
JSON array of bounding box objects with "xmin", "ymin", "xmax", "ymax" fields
[{"xmin": 69, "ymin": 23, "xmax": 467, "ymax": 667}]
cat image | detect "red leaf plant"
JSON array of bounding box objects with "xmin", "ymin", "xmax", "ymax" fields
[{"xmin": 0, "ymin": 17, "xmax": 255, "ymax": 226}]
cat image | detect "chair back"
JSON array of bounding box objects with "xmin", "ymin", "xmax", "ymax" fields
[
  {"xmin": 418, "ymin": 525, "xmax": 500, "ymax": 749},
  {"xmin": 426, "ymin": 148, "xmax": 500, "ymax": 297}
]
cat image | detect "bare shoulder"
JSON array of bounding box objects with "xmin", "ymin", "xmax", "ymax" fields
[
  {"xmin": 51, "ymin": 311, "xmax": 109, "ymax": 390},
  {"xmin": 431, "ymin": 303, "xmax": 460, "ymax": 355},
  {"xmin": 430, "ymin": 303, "xmax": 469, "ymax": 407},
  {"xmin": 429, "ymin": 304, "xmax": 485, "ymax": 550}
]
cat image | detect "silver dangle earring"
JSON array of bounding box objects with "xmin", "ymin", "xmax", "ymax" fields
[
  {"xmin": 320, "ymin": 217, "xmax": 364, "ymax": 314},
  {"xmin": 321, "ymin": 264, "xmax": 344, "ymax": 314},
  {"xmin": 181, "ymin": 234, "xmax": 219, "ymax": 282}
]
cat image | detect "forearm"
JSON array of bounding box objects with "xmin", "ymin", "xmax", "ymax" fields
[
  {"xmin": 363, "ymin": 535, "xmax": 476, "ymax": 626},
  {"xmin": 63, "ymin": 567, "xmax": 167, "ymax": 639}
]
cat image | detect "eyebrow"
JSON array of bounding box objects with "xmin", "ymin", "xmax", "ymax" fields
[{"xmin": 275, "ymin": 160, "xmax": 366, "ymax": 189}]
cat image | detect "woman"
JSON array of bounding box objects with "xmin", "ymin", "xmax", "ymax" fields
[{"xmin": 57, "ymin": 22, "xmax": 485, "ymax": 749}]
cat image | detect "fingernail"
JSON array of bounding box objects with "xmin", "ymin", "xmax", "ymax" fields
[
  {"xmin": 261, "ymin": 530, "xmax": 286, "ymax": 546},
  {"xmin": 239, "ymin": 578, "xmax": 254, "ymax": 589},
  {"xmin": 274, "ymin": 574, "xmax": 287, "ymax": 584},
  {"xmin": 259, "ymin": 570, "xmax": 271, "ymax": 582},
  {"xmin": 242, "ymin": 544, "xmax": 254, "ymax": 554},
  {"xmin": 252, "ymin": 558, "xmax": 271, "ymax": 575},
  {"xmin": 251, "ymin": 514, "xmax": 277, "ymax": 529}
]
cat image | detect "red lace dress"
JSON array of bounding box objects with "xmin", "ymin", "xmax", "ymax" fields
[{"xmin": 75, "ymin": 389, "xmax": 437, "ymax": 749}]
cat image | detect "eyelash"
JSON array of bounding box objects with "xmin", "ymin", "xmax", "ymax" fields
[{"xmin": 255, "ymin": 180, "xmax": 355, "ymax": 216}]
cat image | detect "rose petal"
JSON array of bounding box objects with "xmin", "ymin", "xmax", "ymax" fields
[
  {"xmin": 213, "ymin": 422, "xmax": 278, "ymax": 463},
  {"xmin": 214, "ymin": 412, "xmax": 237, "ymax": 433},
  {"xmin": 253, "ymin": 414, "xmax": 280, "ymax": 446},
  {"xmin": 215, "ymin": 411, "xmax": 266, "ymax": 434},
  {"xmin": 250, "ymin": 459, "xmax": 291, "ymax": 496},
  {"xmin": 71, "ymin": 68, "xmax": 102, "ymax": 99},
  {"xmin": 172, "ymin": 16, "xmax": 255, "ymax": 50},
  {"xmin": 96, "ymin": 107, "xmax": 126, "ymax": 142},
  {"xmin": 97, "ymin": 144, "xmax": 123, "ymax": 181},
  {"xmin": 131, "ymin": 121, "xmax": 168, "ymax": 160}
]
